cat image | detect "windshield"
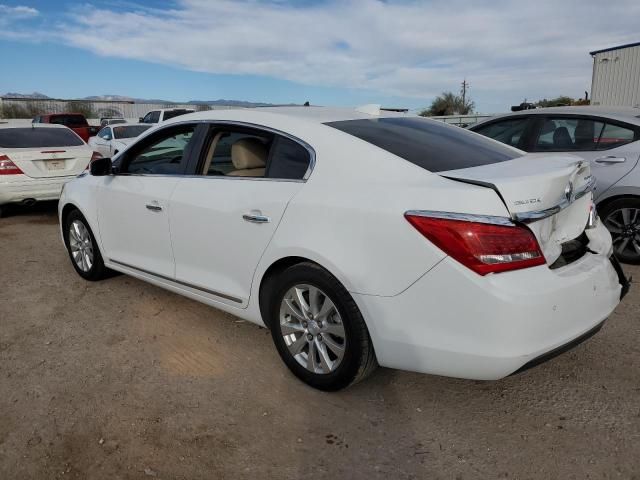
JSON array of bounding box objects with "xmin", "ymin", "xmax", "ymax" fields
[
  {"xmin": 0, "ymin": 127, "xmax": 85, "ymax": 148},
  {"xmin": 113, "ymin": 125, "xmax": 152, "ymax": 139},
  {"xmin": 326, "ymin": 117, "xmax": 521, "ymax": 172}
]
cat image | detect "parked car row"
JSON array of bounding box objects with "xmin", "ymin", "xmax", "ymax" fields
[
  {"xmin": 0, "ymin": 108, "xmax": 197, "ymax": 216},
  {"xmin": 56, "ymin": 106, "xmax": 630, "ymax": 390},
  {"xmin": 0, "ymin": 124, "xmax": 100, "ymax": 215}
]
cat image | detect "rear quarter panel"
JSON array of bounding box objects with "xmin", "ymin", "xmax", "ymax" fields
[{"xmin": 252, "ymin": 124, "xmax": 513, "ymax": 299}]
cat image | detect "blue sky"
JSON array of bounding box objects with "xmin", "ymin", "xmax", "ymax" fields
[{"xmin": 1, "ymin": 0, "xmax": 639, "ymax": 113}]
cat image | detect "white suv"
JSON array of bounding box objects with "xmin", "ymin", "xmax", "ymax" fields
[{"xmin": 139, "ymin": 108, "xmax": 195, "ymax": 124}]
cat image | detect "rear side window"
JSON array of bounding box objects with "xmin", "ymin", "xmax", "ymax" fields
[
  {"xmin": 325, "ymin": 117, "xmax": 520, "ymax": 172},
  {"xmin": 266, "ymin": 137, "xmax": 311, "ymax": 180},
  {"xmin": 0, "ymin": 128, "xmax": 84, "ymax": 148},
  {"xmin": 597, "ymin": 123, "xmax": 636, "ymax": 149}
]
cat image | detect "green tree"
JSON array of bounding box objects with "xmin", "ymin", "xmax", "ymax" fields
[
  {"xmin": 534, "ymin": 96, "xmax": 574, "ymax": 108},
  {"xmin": 419, "ymin": 91, "xmax": 474, "ymax": 117},
  {"xmin": 66, "ymin": 101, "xmax": 94, "ymax": 118}
]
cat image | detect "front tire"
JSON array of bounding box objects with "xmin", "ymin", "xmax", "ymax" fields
[
  {"xmin": 64, "ymin": 209, "xmax": 109, "ymax": 281},
  {"xmin": 265, "ymin": 262, "xmax": 377, "ymax": 391},
  {"xmin": 600, "ymin": 197, "xmax": 640, "ymax": 264}
]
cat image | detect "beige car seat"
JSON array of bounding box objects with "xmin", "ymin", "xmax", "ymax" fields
[{"xmin": 228, "ymin": 138, "xmax": 267, "ymax": 177}]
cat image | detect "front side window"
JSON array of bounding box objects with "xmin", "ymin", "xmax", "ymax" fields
[
  {"xmin": 143, "ymin": 112, "xmax": 160, "ymax": 123},
  {"xmin": 473, "ymin": 118, "xmax": 530, "ymax": 148},
  {"xmin": 326, "ymin": 117, "xmax": 521, "ymax": 173},
  {"xmin": 123, "ymin": 124, "xmax": 196, "ymax": 175},
  {"xmin": 97, "ymin": 128, "xmax": 112, "ymax": 140},
  {"xmin": 534, "ymin": 118, "xmax": 604, "ymax": 151}
]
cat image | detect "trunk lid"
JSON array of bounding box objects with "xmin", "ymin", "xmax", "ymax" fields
[
  {"xmin": 441, "ymin": 153, "xmax": 596, "ymax": 264},
  {"xmin": 3, "ymin": 145, "xmax": 93, "ymax": 178}
]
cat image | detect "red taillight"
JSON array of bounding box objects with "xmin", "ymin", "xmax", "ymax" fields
[
  {"xmin": 0, "ymin": 155, "xmax": 24, "ymax": 175},
  {"xmin": 405, "ymin": 214, "xmax": 546, "ymax": 275}
]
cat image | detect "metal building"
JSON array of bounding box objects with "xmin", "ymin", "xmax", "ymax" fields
[{"xmin": 590, "ymin": 42, "xmax": 640, "ymax": 107}]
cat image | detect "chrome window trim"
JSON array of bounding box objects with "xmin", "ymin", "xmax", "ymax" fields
[
  {"xmin": 404, "ymin": 210, "xmax": 515, "ymax": 226},
  {"xmin": 512, "ymin": 175, "xmax": 596, "ymax": 223},
  {"xmin": 116, "ymin": 119, "xmax": 316, "ymax": 182}
]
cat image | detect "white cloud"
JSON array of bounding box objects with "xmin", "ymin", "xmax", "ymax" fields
[
  {"xmin": 12, "ymin": 1, "xmax": 640, "ymax": 110},
  {"xmin": 0, "ymin": 4, "xmax": 38, "ymax": 18},
  {"xmin": 0, "ymin": 4, "xmax": 39, "ymax": 39}
]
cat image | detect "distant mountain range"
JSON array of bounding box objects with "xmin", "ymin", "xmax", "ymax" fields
[{"xmin": 2, "ymin": 92, "xmax": 290, "ymax": 107}]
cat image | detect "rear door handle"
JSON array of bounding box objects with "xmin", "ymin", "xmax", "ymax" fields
[
  {"xmin": 146, "ymin": 203, "xmax": 163, "ymax": 212},
  {"xmin": 243, "ymin": 213, "xmax": 270, "ymax": 223},
  {"xmin": 595, "ymin": 156, "xmax": 626, "ymax": 164}
]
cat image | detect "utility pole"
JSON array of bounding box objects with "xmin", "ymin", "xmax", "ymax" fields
[{"xmin": 461, "ymin": 79, "xmax": 469, "ymax": 110}]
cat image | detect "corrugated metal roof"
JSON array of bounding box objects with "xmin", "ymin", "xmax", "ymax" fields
[{"xmin": 590, "ymin": 41, "xmax": 640, "ymax": 55}]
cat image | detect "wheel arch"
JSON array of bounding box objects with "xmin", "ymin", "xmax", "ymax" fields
[
  {"xmin": 59, "ymin": 201, "xmax": 101, "ymax": 250},
  {"xmin": 257, "ymin": 255, "xmax": 349, "ymax": 329},
  {"xmin": 596, "ymin": 193, "xmax": 640, "ymax": 212}
]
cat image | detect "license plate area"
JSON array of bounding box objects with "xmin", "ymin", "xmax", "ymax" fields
[{"xmin": 46, "ymin": 160, "xmax": 66, "ymax": 171}]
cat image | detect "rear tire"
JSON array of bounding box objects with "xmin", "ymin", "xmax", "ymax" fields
[
  {"xmin": 599, "ymin": 197, "xmax": 640, "ymax": 264},
  {"xmin": 64, "ymin": 209, "xmax": 109, "ymax": 281},
  {"xmin": 265, "ymin": 262, "xmax": 377, "ymax": 391}
]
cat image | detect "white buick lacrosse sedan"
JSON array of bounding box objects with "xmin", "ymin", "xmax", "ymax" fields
[{"xmin": 58, "ymin": 106, "xmax": 629, "ymax": 390}]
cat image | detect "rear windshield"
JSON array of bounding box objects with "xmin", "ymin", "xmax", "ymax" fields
[
  {"xmin": 113, "ymin": 125, "xmax": 151, "ymax": 139},
  {"xmin": 49, "ymin": 115, "xmax": 88, "ymax": 127},
  {"xmin": 325, "ymin": 117, "xmax": 521, "ymax": 172},
  {"xmin": 163, "ymin": 109, "xmax": 194, "ymax": 121},
  {"xmin": 0, "ymin": 128, "xmax": 85, "ymax": 148}
]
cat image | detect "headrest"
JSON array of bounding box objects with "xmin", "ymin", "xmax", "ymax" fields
[
  {"xmin": 553, "ymin": 127, "xmax": 573, "ymax": 147},
  {"xmin": 231, "ymin": 138, "xmax": 267, "ymax": 170}
]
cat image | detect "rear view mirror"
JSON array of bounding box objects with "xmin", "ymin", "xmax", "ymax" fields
[
  {"xmin": 139, "ymin": 117, "xmax": 144, "ymax": 123},
  {"xmin": 90, "ymin": 157, "xmax": 113, "ymax": 176}
]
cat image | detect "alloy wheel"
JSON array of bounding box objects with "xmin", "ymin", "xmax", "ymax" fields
[
  {"xmin": 68, "ymin": 220, "xmax": 94, "ymax": 272},
  {"xmin": 604, "ymin": 207, "xmax": 640, "ymax": 257},
  {"xmin": 279, "ymin": 284, "xmax": 346, "ymax": 374}
]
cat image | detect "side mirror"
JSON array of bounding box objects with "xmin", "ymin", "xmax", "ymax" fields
[
  {"xmin": 139, "ymin": 117, "xmax": 144, "ymax": 123},
  {"xmin": 90, "ymin": 157, "xmax": 113, "ymax": 176}
]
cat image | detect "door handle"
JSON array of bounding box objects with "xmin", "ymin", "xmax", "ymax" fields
[
  {"xmin": 243, "ymin": 213, "xmax": 270, "ymax": 223},
  {"xmin": 595, "ymin": 156, "xmax": 626, "ymax": 164},
  {"xmin": 146, "ymin": 203, "xmax": 163, "ymax": 212}
]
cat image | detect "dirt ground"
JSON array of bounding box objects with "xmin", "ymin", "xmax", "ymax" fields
[{"xmin": 1, "ymin": 202, "xmax": 639, "ymax": 480}]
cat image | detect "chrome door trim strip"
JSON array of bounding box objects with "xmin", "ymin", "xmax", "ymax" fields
[
  {"xmin": 404, "ymin": 210, "xmax": 515, "ymax": 226},
  {"xmin": 109, "ymin": 258, "xmax": 243, "ymax": 304}
]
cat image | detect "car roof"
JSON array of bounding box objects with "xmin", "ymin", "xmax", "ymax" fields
[
  {"xmin": 475, "ymin": 106, "xmax": 640, "ymax": 126},
  {"xmin": 109, "ymin": 122, "xmax": 151, "ymax": 127},
  {"xmin": 0, "ymin": 123, "xmax": 70, "ymax": 130},
  {"xmin": 165, "ymin": 105, "xmax": 410, "ymax": 126}
]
